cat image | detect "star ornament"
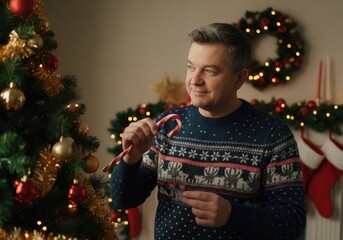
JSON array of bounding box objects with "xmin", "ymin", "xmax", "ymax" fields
[{"xmin": 150, "ymin": 73, "xmax": 184, "ymax": 104}]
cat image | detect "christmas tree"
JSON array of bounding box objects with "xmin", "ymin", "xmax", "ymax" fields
[{"xmin": 0, "ymin": 0, "xmax": 115, "ymax": 239}]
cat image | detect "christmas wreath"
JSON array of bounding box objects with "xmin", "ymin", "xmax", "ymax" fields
[{"xmin": 235, "ymin": 7, "xmax": 305, "ymax": 90}]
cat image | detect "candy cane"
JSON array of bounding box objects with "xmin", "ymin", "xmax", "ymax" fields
[{"xmin": 102, "ymin": 113, "xmax": 182, "ymax": 172}]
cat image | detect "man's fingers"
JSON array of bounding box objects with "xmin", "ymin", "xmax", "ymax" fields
[
  {"xmin": 182, "ymin": 196, "xmax": 207, "ymax": 210},
  {"xmin": 123, "ymin": 119, "xmax": 157, "ymax": 147},
  {"xmin": 182, "ymin": 191, "xmax": 214, "ymax": 202}
]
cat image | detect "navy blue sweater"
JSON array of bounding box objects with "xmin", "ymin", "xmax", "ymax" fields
[{"xmin": 110, "ymin": 100, "xmax": 306, "ymax": 239}]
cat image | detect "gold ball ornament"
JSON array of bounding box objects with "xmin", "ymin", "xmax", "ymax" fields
[
  {"xmin": 78, "ymin": 121, "xmax": 90, "ymax": 136},
  {"xmin": 82, "ymin": 154, "xmax": 100, "ymax": 174},
  {"xmin": 52, "ymin": 137, "xmax": 75, "ymax": 161},
  {"xmin": 0, "ymin": 83, "xmax": 25, "ymax": 110}
]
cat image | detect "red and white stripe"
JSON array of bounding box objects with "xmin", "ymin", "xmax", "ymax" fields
[{"xmin": 102, "ymin": 114, "xmax": 182, "ymax": 172}]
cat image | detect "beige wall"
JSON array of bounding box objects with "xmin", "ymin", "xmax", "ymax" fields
[{"xmin": 46, "ymin": 1, "xmax": 343, "ymax": 239}]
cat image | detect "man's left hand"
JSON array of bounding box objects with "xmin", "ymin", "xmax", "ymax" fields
[{"xmin": 181, "ymin": 191, "xmax": 232, "ymax": 228}]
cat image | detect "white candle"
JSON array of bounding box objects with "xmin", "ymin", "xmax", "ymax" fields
[{"xmin": 325, "ymin": 56, "xmax": 332, "ymax": 102}]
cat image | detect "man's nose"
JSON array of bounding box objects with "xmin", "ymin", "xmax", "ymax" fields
[{"xmin": 191, "ymin": 71, "xmax": 204, "ymax": 85}]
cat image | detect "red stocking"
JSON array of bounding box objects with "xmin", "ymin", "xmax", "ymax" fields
[
  {"xmin": 307, "ymin": 134, "xmax": 343, "ymax": 218},
  {"xmin": 127, "ymin": 207, "xmax": 141, "ymax": 238},
  {"xmin": 297, "ymin": 128, "xmax": 325, "ymax": 190}
]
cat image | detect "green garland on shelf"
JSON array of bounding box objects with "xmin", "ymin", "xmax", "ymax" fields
[
  {"xmin": 251, "ymin": 98, "xmax": 343, "ymax": 134},
  {"xmin": 235, "ymin": 7, "xmax": 305, "ymax": 90},
  {"xmin": 107, "ymin": 100, "xmax": 343, "ymax": 158}
]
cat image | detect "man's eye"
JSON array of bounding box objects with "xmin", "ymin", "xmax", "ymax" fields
[
  {"xmin": 205, "ymin": 68, "xmax": 216, "ymax": 75},
  {"xmin": 187, "ymin": 65, "xmax": 195, "ymax": 71}
]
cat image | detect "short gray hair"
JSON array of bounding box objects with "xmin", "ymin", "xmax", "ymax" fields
[{"xmin": 188, "ymin": 23, "xmax": 251, "ymax": 73}]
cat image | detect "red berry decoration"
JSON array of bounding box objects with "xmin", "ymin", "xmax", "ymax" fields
[
  {"xmin": 68, "ymin": 180, "xmax": 87, "ymax": 203},
  {"xmin": 14, "ymin": 179, "xmax": 37, "ymax": 204},
  {"xmin": 9, "ymin": 0, "xmax": 34, "ymax": 18},
  {"xmin": 250, "ymin": 99, "xmax": 258, "ymax": 106},
  {"xmin": 260, "ymin": 17, "xmax": 270, "ymax": 27}
]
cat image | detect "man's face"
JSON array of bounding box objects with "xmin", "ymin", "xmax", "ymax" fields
[{"xmin": 186, "ymin": 42, "xmax": 244, "ymax": 117}]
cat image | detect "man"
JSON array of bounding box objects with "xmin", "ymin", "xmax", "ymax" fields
[{"xmin": 110, "ymin": 23, "xmax": 306, "ymax": 239}]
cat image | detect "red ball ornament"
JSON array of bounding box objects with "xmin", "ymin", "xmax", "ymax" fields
[
  {"xmin": 68, "ymin": 180, "xmax": 87, "ymax": 203},
  {"xmin": 14, "ymin": 179, "xmax": 37, "ymax": 204},
  {"xmin": 45, "ymin": 53, "xmax": 59, "ymax": 71},
  {"xmin": 110, "ymin": 212, "xmax": 119, "ymax": 222},
  {"xmin": 9, "ymin": 0, "xmax": 34, "ymax": 18},
  {"xmin": 276, "ymin": 98, "xmax": 286, "ymax": 106},
  {"xmin": 275, "ymin": 105, "xmax": 285, "ymax": 114},
  {"xmin": 257, "ymin": 77, "xmax": 266, "ymax": 85},
  {"xmin": 139, "ymin": 107, "xmax": 147, "ymax": 115},
  {"xmin": 300, "ymin": 106, "xmax": 309, "ymax": 116},
  {"xmin": 306, "ymin": 100, "xmax": 317, "ymax": 109}
]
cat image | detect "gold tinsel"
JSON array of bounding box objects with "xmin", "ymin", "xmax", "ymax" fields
[
  {"xmin": 0, "ymin": 30, "xmax": 37, "ymax": 63},
  {"xmin": 0, "ymin": 227, "xmax": 77, "ymax": 240},
  {"xmin": 78, "ymin": 175, "xmax": 117, "ymax": 240},
  {"xmin": 33, "ymin": 0, "xmax": 51, "ymax": 32},
  {"xmin": 33, "ymin": 0, "xmax": 63, "ymax": 98},
  {"xmin": 27, "ymin": 57, "xmax": 64, "ymax": 97},
  {"xmin": 31, "ymin": 148, "xmax": 64, "ymax": 197}
]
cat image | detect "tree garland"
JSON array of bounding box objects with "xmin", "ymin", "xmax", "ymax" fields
[{"xmin": 235, "ymin": 7, "xmax": 305, "ymax": 90}]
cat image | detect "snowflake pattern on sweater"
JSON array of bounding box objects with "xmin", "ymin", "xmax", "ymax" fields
[{"xmin": 110, "ymin": 100, "xmax": 306, "ymax": 240}]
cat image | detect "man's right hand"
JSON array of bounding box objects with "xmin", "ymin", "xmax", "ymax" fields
[{"xmin": 121, "ymin": 117, "xmax": 158, "ymax": 164}]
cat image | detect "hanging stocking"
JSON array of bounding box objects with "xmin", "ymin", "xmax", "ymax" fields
[
  {"xmin": 297, "ymin": 128, "xmax": 325, "ymax": 190},
  {"xmin": 307, "ymin": 133, "xmax": 343, "ymax": 218},
  {"xmin": 127, "ymin": 207, "xmax": 141, "ymax": 238}
]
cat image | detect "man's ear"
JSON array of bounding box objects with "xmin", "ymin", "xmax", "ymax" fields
[{"xmin": 234, "ymin": 68, "xmax": 248, "ymax": 90}]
